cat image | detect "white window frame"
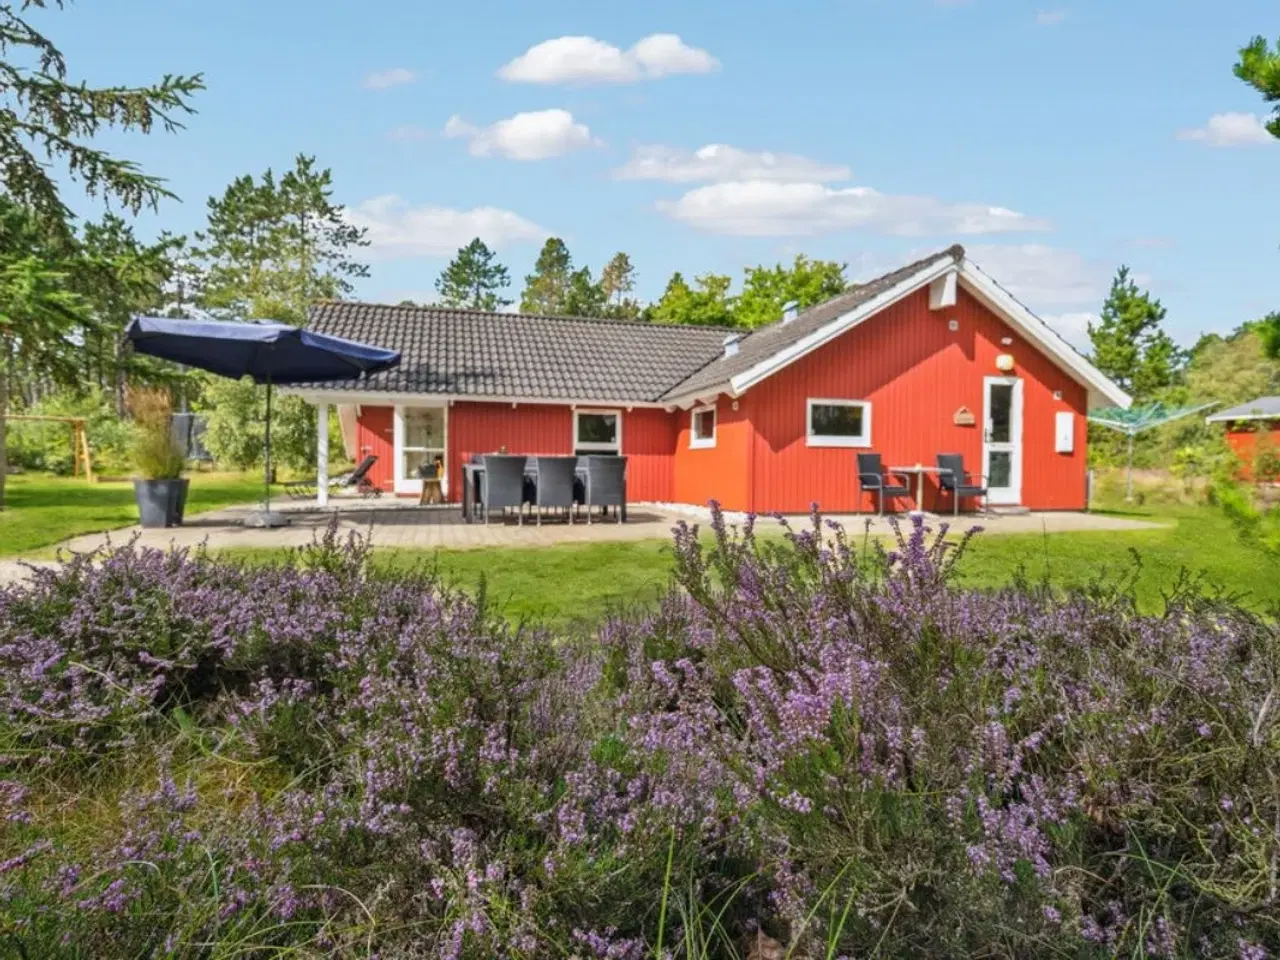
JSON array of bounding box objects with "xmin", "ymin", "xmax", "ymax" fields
[
  {"xmin": 689, "ymin": 403, "xmax": 717, "ymax": 449},
  {"xmin": 806, "ymin": 398, "xmax": 872, "ymax": 448},
  {"xmin": 573, "ymin": 408, "xmax": 622, "ymax": 454}
]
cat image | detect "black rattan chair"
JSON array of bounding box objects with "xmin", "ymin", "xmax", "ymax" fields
[
  {"xmin": 578, "ymin": 456, "xmax": 627, "ymax": 524},
  {"xmin": 532, "ymin": 456, "xmax": 577, "ymax": 524},
  {"xmin": 480, "ymin": 455, "xmax": 528, "ymax": 524},
  {"xmin": 936, "ymin": 453, "xmax": 988, "ymax": 515},
  {"xmin": 856, "ymin": 453, "xmax": 911, "ymax": 516}
]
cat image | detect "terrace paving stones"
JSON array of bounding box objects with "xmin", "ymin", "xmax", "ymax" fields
[{"xmin": 0, "ymin": 497, "xmax": 1163, "ymax": 586}]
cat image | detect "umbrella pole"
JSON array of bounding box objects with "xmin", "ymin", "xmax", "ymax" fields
[
  {"xmin": 264, "ymin": 375, "xmax": 273, "ymax": 515},
  {"xmin": 1126, "ymin": 431, "xmax": 1134, "ymax": 502}
]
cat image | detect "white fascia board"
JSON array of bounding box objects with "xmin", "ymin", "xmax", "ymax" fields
[
  {"xmin": 957, "ymin": 260, "xmax": 1132, "ymax": 410},
  {"xmin": 727, "ymin": 256, "xmax": 957, "ymax": 396}
]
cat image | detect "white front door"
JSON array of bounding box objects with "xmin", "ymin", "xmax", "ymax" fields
[
  {"xmin": 983, "ymin": 377, "xmax": 1023, "ymax": 505},
  {"xmin": 393, "ymin": 405, "xmax": 447, "ymax": 496}
]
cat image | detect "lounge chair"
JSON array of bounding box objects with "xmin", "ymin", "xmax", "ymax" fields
[
  {"xmin": 284, "ymin": 454, "xmax": 381, "ymax": 500},
  {"xmin": 532, "ymin": 456, "xmax": 577, "ymax": 524},
  {"xmin": 480, "ymin": 455, "xmax": 528, "ymax": 525},
  {"xmin": 857, "ymin": 453, "xmax": 911, "ymax": 516},
  {"xmin": 579, "ymin": 455, "xmax": 626, "ymax": 524},
  {"xmin": 936, "ymin": 453, "xmax": 988, "ymax": 515}
]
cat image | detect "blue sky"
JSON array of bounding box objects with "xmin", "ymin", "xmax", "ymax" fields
[{"xmin": 46, "ymin": 0, "xmax": 1280, "ymax": 348}]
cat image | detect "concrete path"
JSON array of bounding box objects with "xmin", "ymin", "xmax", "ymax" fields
[{"xmin": 0, "ymin": 499, "xmax": 1163, "ymax": 588}]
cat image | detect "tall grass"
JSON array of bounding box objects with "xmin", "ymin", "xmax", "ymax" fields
[{"xmin": 126, "ymin": 385, "xmax": 184, "ymax": 480}]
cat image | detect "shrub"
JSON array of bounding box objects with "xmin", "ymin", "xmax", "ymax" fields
[
  {"xmin": 0, "ymin": 515, "xmax": 1277, "ymax": 958},
  {"xmin": 199, "ymin": 373, "xmax": 318, "ymax": 473}
]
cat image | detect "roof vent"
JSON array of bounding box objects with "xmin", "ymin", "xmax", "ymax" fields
[
  {"xmin": 722, "ymin": 333, "xmax": 743, "ymax": 358},
  {"xmin": 781, "ymin": 301, "xmax": 800, "ymax": 324}
]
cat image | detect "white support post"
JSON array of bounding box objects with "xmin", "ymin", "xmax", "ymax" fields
[{"xmin": 317, "ymin": 401, "xmax": 330, "ymax": 507}]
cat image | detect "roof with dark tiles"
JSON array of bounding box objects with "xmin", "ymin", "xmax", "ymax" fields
[
  {"xmin": 301, "ymin": 245, "xmax": 965, "ymax": 404},
  {"xmin": 303, "ymin": 302, "xmax": 733, "ymax": 403}
]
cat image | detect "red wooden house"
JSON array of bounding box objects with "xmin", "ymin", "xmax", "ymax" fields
[
  {"xmin": 1206, "ymin": 397, "xmax": 1280, "ymax": 482},
  {"xmin": 289, "ymin": 245, "xmax": 1129, "ymax": 513}
]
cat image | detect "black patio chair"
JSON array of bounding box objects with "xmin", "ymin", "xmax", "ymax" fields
[
  {"xmin": 857, "ymin": 453, "xmax": 911, "ymax": 516},
  {"xmin": 532, "ymin": 456, "xmax": 577, "ymax": 524},
  {"xmin": 936, "ymin": 453, "xmax": 988, "ymax": 516},
  {"xmin": 284, "ymin": 454, "xmax": 381, "ymax": 500},
  {"xmin": 578, "ymin": 455, "xmax": 627, "ymax": 524},
  {"xmin": 480, "ymin": 455, "xmax": 528, "ymax": 525}
]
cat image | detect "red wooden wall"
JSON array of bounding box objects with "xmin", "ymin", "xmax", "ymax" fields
[
  {"xmin": 446, "ymin": 401, "xmax": 676, "ymax": 503},
  {"xmin": 355, "ymin": 406, "xmax": 395, "ymax": 491},
  {"xmin": 1226, "ymin": 425, "xmax": 1280, "ymax": 481},
  {"xmin": 672, "ymin": 396, "xmax": 753, "ymax": 512},
  {"xmin": 744, "ymin": 285, "xmax": 1089, "ymax": 513}
]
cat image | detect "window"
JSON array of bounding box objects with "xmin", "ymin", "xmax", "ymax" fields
[
  {"xmin": 806, "ymin": 399, "xmax": 871, "ymax": 448},
  {"xmin": 690, "ymin": 404, "xmax": 716, "ymax": 449},
  {"xmin": 574, "ymin": 410, "xmax": 621, "ymax": 455}
]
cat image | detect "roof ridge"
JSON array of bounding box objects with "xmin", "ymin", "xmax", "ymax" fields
[{"xmin": 310, "ymin": 299, "xmax": 740, "ymax": 334}]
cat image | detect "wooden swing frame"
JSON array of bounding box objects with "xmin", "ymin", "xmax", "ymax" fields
[{"xmin": 6, "ymin": 415, "xmax": 93, "ymax": 481}]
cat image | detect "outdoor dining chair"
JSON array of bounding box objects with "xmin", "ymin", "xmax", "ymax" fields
[
  {"xmin": 480, "ymin": 455, "xmax": 528, "ymax": 524},
  {"xmin": 578, "ymin": 455, "xmax": 627, "ymax": 524},
  {"xmin": 283, "ymin": 454, "xmax": 380, "ymax": 500},
  {"xmin": 856, "ymin": 453, "xmax": 911, "ymax": 516},
  {"xmin": 936, "ymin": 453, "xmax": 989, "ymax": 516},
  {"xmin": 532, "ymin": 456, "xmax": 577, "ymax": 524}
]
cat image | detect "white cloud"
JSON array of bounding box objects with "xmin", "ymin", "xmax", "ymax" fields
[
  {"xmin": 1177, "ymin": 112, "xmax": 1273, "ymax": 147},
  {"xmin": 386, "ymin": 125, "xmax": 429, "ymax": 142},
  {"xmin": 1035, "ymin": 9, "xmax": 1069, "ymax": 25},
  {"xmin": 658, "ymin": 181, "xmax": 1050, "ymax": 237},
  {"xmin": 363, "ymin": 67, "xmax": 417, "ymax": 90},
  {"xmin": 965, "ymin": 244, "xmax": 1110, "ymax": 309},
  {"xmin": 443, "ymin": 109, "xmax": 598, "ymax": 160},
  {"xmin": 498, "ymin": 33, "xmax": 719, "ymax": 84},
  {"xmin": 345, "ymin": 195, "xmax": 549, "ymax": 259},
  {"xmin": 615, "ymin": 143, "xmax": 850, "ymax": 183},
  {"xmin": 1039, "ymin": 312, "xmax": 1095, "ymax": 351}
]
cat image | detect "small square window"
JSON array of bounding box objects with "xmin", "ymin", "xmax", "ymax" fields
[
  {"xmin": 690, "ymin": 404, "xmax": 716, "ymax": 449},
  {"xmin": 574, "ymin": 410, "xmax": 621, "ymax": 455},
  {"xmin": 806, "ymin": 399, "xmax": 871, "ymax": 448}
]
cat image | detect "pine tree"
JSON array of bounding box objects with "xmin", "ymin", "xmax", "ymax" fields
[
  {"xmin": 599, "ymin": 252, "xmax": 640, "ymax": 319},
  {"xmin": 1236, "ymin": 36, "xmax": 1280, "ymax": 138},
  {"xmin": 520, "ymin": 238, "xmax": 574, "ymax": 315},
  {"xmin": 196, "ymin": 155, "xmax": 369, "ymax": 323},
  {"xmin": 435, "ymin": 239, "xmax": 512, "ymax": 311},
  {"xmin": 1088, "ymin": 267, "xmax": 1182, "ymax": 401},
  {"xmin": 563, "ymin": 266, "xmax": 607, "ymax": 318}
]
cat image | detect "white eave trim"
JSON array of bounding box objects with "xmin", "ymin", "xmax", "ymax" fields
[
  {"xmin": 957, "ymin": 260, "xmax": 1131, "ymax": 410},
  {"xmin": 279, "ymin": 387, "xmax": 671, "ymax": 409}
]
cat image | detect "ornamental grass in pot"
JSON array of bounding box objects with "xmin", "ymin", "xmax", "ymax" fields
[{"xmin": 128, "ymin": 385, "xmax": 187, "ymax": 528}]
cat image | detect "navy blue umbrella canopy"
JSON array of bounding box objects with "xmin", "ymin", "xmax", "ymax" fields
[
  {"xmin": 125, "ymin": 316, "xmax": 400, "ymax": 384},
  {"xmin": 126, "ymin": 316, "xmax": 401, "ymax": 526}
]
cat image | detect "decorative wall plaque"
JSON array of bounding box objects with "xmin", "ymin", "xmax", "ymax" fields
[{"xmin": 954, "ymin": 406, "xmax": 976, "ymax": 426}]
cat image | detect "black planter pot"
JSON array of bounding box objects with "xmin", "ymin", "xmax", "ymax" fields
[{"xmin": 133, "ymin": 478, "xmax": 190, "ymax": 528}]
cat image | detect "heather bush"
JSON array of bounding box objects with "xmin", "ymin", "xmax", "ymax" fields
[{"xmin": 0, "ymin": 513, "xmax": 1277, "ymax": 958}]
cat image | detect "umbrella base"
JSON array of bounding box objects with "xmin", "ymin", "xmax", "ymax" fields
[{"xmin": 244, "ymin": 510, "xmax": 291, "ymax": 529}]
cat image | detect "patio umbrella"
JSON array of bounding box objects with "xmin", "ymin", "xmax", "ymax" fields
[{"xmin": 126, "ymin": 316, "xmax": 400, "ymax": 526}]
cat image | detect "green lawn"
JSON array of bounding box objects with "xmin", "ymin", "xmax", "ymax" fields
[
  {"xmin": 0, "ymin": 472, "xmax": 268, "ymax": 557},
  {"xmin": 222, "ymin": 501, "xmax": 1279, "ymax": 628}
]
